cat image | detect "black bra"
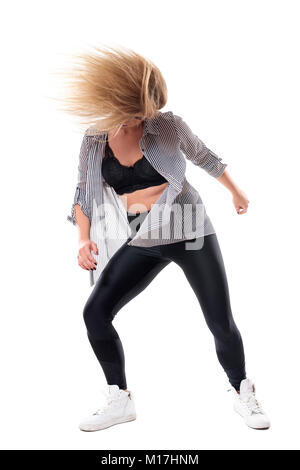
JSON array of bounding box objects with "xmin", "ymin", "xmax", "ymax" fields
[{"xmin": 101, "ymin": 141, "xmax": 168, "ymax": 195}]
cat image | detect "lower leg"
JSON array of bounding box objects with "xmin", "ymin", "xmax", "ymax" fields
[
  {"xmin": 86, "ymin": 330, "xmax": 128, "ymax": 390},
  {"xmin": 213, "ymin": 323, "xmax": 246, "ymax": 390}
]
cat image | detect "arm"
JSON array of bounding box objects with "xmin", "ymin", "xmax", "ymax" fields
[
  {"xmin": 173, "ymin": 113, "xmax": 249, "ymax": 214},
  {"xmin": 74, "ymin": 204, "xmax": 91, "ymax": 242},
  {"xmin": 67, "ymin": 134, "xmax": 98, "ymax": 270},
  {"xmin": 67, "ymin": 134, "xmax": 90, "ymax": 227},
  {"xmin": 216, "ymin": 170, "xmax": 249, "ymax": 214},
  {"xmin": 173, "ymin": 113, "xmax": 227, "ymax": 178}
]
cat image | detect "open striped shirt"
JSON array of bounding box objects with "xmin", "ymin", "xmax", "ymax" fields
[{"xmin": 67, "ymin": 110, "xmax": 228, "ymax": 286}]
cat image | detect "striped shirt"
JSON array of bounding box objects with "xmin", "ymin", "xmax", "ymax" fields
[{"xmin": 67, "ymin": 110, "xmax": 228, "ymax": 286}]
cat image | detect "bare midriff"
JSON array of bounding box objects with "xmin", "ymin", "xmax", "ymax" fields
[
  {"xmin": 118, "ymin": 182, "xmax": 169, "ymax": 214},
  {"xmin": 107, "ymin": 121, "xmax": 169, "ymax": 215}
]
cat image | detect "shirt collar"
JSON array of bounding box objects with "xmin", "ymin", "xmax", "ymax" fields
[{"xmin": 143, "ymin": 115, "xmax": 160, "ymax": 136}]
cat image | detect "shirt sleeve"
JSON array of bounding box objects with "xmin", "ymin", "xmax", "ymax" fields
[
  {"xmin": 173, "ymin": 113, "xmax": 228, "ymax": 178},
  {"xmin": 67, "ymin": 133, "xmax": 91, "ymax": 226}
]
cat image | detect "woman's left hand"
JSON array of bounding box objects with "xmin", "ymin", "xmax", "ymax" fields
[{"xmin": 232, "ymin": 189, "xmax": 249, "ymax": 214}]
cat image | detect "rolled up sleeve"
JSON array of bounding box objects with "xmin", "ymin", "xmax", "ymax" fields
[
  {"xmin": 67, "ymin": 133, "xmax": 91, "ymax": 226},
  {"xmin": 173, "ymin": 113, "xmax": 228, "ymax": 178}
]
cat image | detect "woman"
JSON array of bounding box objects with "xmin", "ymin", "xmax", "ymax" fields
[{"xmin": 62, "ymin": 45, "xmax": 270, "ymax": 431}]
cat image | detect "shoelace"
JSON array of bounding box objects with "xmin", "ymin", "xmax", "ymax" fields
[
  {"xmin": 241, "ymin": 392, "xmax": 263, "ymax": 414},
  {"xmin": 227, "ymin": 386, "xmax": 263, "ymax": 414},
  {"xmin": 93, "ymin": 390, "xmax": 122, "ymax": 415}
]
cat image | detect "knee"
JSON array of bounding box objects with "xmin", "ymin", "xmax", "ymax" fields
[
  {"xmin": 82, "ymin": 298, "xmax": 111, "ymax": 336},
  {"xmin": 82, "ymin": 300, "xmax": 97, "ymax": 331}
]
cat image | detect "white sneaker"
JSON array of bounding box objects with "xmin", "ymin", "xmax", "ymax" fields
[
  {"xmin": 233, "ymin": 378, "xmax": 270, "ymax": 430},
  {"xmin": 79, "ymin": 384, "xmax": 137, "ymax": 432}
]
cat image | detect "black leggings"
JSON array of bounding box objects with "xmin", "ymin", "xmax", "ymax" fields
[{"xmin": 83, "ymin": 211, "xmax": 246, "ymax": 391}]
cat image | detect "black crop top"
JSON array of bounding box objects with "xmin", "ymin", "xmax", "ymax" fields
[{"xmin": 102, "ymin": 141, "xmax": 168, "ymax": 195}]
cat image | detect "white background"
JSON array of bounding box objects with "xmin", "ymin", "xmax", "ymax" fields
[{"xmin": 1, "ymin": 0, "xmax": 299, "ymax": 450}]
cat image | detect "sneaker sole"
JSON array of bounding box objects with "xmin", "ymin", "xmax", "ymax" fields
[{"xmin": 79, "ymin": 414, "xmax": 137, "ymax": 432}]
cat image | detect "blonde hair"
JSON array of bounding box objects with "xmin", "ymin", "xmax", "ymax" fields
[{"xmin": 52, "ymin": 44, "xmax": 168, "ymax": 136}]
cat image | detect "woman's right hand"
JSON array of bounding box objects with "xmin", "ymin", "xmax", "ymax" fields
[{"xmin": 77, "ymin": 239, "xmax": 99, "ymax": 271}]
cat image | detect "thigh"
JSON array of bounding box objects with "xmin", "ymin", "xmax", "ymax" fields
[
  {"xmin": 86, "ymin": 237, "xmax": 171, "ymax": 320},
  {"xmin": 164, "ymin": 234, "xmax": 233, "ymax": 326}
]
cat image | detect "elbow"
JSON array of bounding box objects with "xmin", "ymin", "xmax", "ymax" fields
[
  {"xmin": 67, "ymin": 187, "xmax": 90, "ymax": 225},
  {"xmin": 201, "ymin": 150, "xmax": 228, "ymax": 178},
  {"xmin": 210, "ymin": 163, "xmax": 228, "ymax": 178}
]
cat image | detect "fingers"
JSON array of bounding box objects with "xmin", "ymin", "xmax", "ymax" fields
[
  {"xmin": 90, "ymin": 242, "xmax": 99, "ymax": 255},
  {"xmin": 78, "ymin": 260, "xmax": 89, "ymax": 270},
  {"xmin": 77, "ymin": 245, "xmax": 98, "ymax": 271},
  {"xmin": 236, "ymin": 206, "xmax": 248, "ymax": 214},
  {"xmin": 86, "ymin": 251, "xmax": 97, "ymax": 264},
  {"xmin": 78, "ymin": 255, "xmax": 95, "ymax": 270},
  {"xmin": 236, "ymin": 199, "xmax": 250, "ymax": 214},
  {"xmin": 78, "ymin": 258, "xmax": 97, "ymax": 270}
]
